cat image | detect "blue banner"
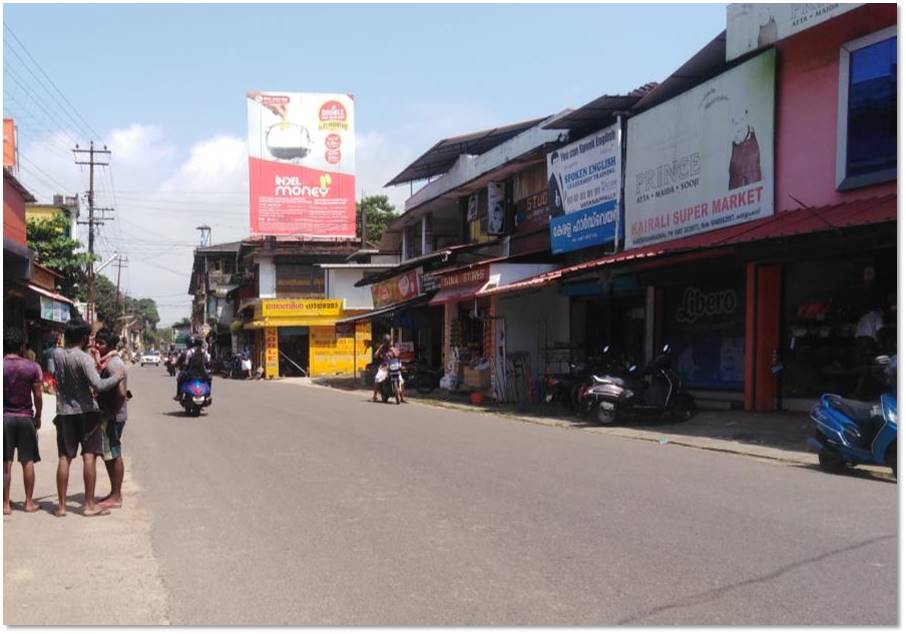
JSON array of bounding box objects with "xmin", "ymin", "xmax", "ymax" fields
[{"xmin": 549, "ymin": 199, "xmax": 620, "ymax": 254}]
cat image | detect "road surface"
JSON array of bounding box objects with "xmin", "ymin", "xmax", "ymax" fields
[{"xmin": 10, "ymin": 366, "xmax": 898, "ymax": 625}]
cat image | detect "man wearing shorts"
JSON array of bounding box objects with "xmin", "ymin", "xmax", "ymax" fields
[
  {"xmin": 93, "ymin": 330, "xmax": 128, "ymax": 509},
  {"xmin": 51, "ymin": 321, "xmax": 121, "ymax": 517},
  {"xmin": 3, "ymin": 328, "xmax": 43, "ymax": 515}
]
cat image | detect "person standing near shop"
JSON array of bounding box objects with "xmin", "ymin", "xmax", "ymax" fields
[
  {"xmin": 3, "ymin": 328, "xmax": 43, "ymax": 515},
  {"xmin": 93, "ymin": 330, "xmax": 129, "ymax": 510}
]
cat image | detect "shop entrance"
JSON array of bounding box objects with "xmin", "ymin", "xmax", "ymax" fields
[
  {"xmin": 578, "ymin": 294, "xmax": 646, "ymax": 365},
  {"xmin": 278, "ymin": 327, "xmax": 309, "ymax": 377}
]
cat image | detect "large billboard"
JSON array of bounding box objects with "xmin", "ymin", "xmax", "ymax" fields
[
  {"xmin": 727, "ymin": 3, "xmax": 860, "ymax": 61},
  {"xmin": 247, "ymin": 91, "xmax": 356, "ymax": 238},
  {"xmin": 547, "ymin": 123, "xmax": 621, "ymax": 255},
  {"xmin": 624, "ymin": 50, "xmax": 775, "ymax": 250}
]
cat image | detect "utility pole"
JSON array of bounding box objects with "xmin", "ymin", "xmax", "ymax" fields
[
  {"xmin": 113, "ymin": 254, "xmax": 129, "ymax": 341},
  {"xmin": 73, "ymin": 141, "xmax": 113, "ymax": 323}
]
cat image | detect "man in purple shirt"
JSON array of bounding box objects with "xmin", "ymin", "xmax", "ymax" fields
[{"xmin": 3, "ymin": 328, "xmax": 43, "ymax": 515}]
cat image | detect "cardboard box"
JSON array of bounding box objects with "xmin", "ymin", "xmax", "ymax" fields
[{"xmin": 462, "ymin": 366, "xmax": 491, "ymax": 390}]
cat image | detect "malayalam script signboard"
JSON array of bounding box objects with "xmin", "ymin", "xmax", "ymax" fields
[
  {"xmin": 371, "ymin": 269, "xmax": 422, "ymax": 309},
  {"xmin": 247, "ymin": 91, "xmax": 356, "ymax": 237},
  {"xmin": 547, "ymin": 123, "xmax": 622, "ymax": 254},
  {"xmin": 726, "ymin": 3, "xmax": 861, "ymax": 61},
  {"xmin": 624, "ymin": 50, "xmax": 775, "ymax": 249}
]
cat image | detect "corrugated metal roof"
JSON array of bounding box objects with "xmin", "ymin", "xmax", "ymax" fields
[
  {"xmin": 543, "ymin": 83, "xmax": 658, "ymax": 131},
  {"xmin": 480, "ymin": 194, "xmax": 896, "ymax": 298},
  {"xmin": 384, "ymin": 116, "xmax": 550, "ymax": 187}
]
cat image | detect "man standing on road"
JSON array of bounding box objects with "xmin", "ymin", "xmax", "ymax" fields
[
  {"xmin": 93, "ymin": 330, "xmax": 129, "ymax": 510},
  {"xmin": 3, "ymin": 328, "xmax": 43, "ymax": 515},
  {"xmin": 52, "ymin": 320, "xmax": 121, "ymax": 517}
]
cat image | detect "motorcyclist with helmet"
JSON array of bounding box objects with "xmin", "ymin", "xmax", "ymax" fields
[{"xmin": 173, "ymin": 336, "xmax": 212, "ymax": 401}]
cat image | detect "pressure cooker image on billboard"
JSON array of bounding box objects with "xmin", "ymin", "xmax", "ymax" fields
[
  {"xmin": 247, "ymin": 91, "xmax": 356, "ymax": 237},
  {"xmin": 624, "ymin": 49, "xmax": 775, "ymax": 249}
]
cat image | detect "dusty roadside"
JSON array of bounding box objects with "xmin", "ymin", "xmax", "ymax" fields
[{"xmin": 3, "ymin": 396, "xmax": 169, "ymax": 625}]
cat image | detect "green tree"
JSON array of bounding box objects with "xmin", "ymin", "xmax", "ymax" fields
[
  {"xmin": 355, "ymin": 195, "xmax": 398, "ymax": 245},
  {"xmin": 26, "ymin": 215, "xmax": 92, "ymax": 299},
  {"xmin": 94, "ymin": 274, "xmax": 121, "ymax": 328}
]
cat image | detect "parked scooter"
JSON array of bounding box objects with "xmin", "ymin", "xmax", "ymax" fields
[
  {"xmin": 179, "ymin": 377, "xmax": 212, "ymax": 417},
  {"xmin": 379, "ymin": 358, "xmax": 403, "ymax": 404},
  {"xmin": 808, "ymin": 355, "xmax": 897, "ymax": 477},
  {"xmin": 582, "ymin": 344, "xmax": 696, "ymax": 426}
]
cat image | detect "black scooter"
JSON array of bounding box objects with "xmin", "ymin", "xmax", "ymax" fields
[{"xmin": 582, "ymin": 344, "xmax": 696, "ymax": 426}]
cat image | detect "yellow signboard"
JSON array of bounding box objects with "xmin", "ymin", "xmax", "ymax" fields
[
  {"xmin": 260, "ymin": 298, "xmax": 343, "ymax": 318},
  {"xmin": 264, "ymin": 327, "xmax": 279, "ymax": 379},
  {"xmin": 308, "ymin": 322, "xmax": 371, "ymax": 377}
]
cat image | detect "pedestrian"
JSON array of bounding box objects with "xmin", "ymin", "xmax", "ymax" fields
[
  {"xmin": 93, "ymin": 330, "xmax": 129, "ymax": 509},
  {"xmin": 241, "ymin": 347, "xmax": 253, "ymax": 380},
  {"xmin": 51, "ymin": 320, "xmax": 121, "ymax": 517},
  {"xmin": 371, "ymin": 334, "xmax": 396, "ymax": 403},
  {"xmin": 3, "ymin": 328, "xmax": 43, "ymax": 515}
]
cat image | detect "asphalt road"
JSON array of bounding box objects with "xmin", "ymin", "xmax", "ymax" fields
[{"xmin": 125, "ymin": 366, "xmax": 897, "ymax": 625}]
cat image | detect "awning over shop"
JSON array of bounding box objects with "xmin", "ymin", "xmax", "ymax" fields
[
  {"xmin": 27, "ymin": 284, "xmax": 73, "ymax": 305},
  {"xmin": 480, "ymin": 194, "xmax": 896, "ymax": 299},
  {"xmin": 428, "ymin": 282, "xmax": 487, "ymax": 306},
  {"xmin": 334, "ymin": 295, "xmax": 431, "ymax": 325}
]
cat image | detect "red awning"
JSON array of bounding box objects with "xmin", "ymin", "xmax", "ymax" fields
[
  {"xmin": 429, "ymin": 282, "xmax": 487, "ymax": 306},
  {"xmin": 481, "ymin": 194, "xmax": 896, "ymax": 298},
  {"xmin": 27, "ymin": 284, "xmax": 74, "ymax": 305}
]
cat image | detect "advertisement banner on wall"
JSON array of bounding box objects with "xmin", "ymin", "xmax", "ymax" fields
[
  {"xmin": 372, "ymin": 269, "xmax": 422, "ymax": 309},
  {"xmin": 664, "ymin": 277, "xmax": 746, "ymax": 390},
  {"xmin": 625, "ymin": 50, "xmax": 775, "ymax": 250},
  {"xmin": 547, "ymin": 123, "xmax": 622, "ymax": 255},
  {"xmin": 3, "ymin": 119, "xmax": 15, "ymax": 168},
  {"xmin": 247, "ymin": 91, "xmax": 356, "ymax": 238},
  {"xmin": 487, "ymin": 181, "xmax": 507, "ymax": 235},
  {"xmin": 726, "ymin": 3, "xmax": 860, "ymax": 61}
]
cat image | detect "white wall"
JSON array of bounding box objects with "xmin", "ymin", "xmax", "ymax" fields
[
  {"xmin": 255, "ymin": 256, "xmax": 276, "ymax": 298},
  {"xmin": 496, "ymin": 284, "xmax": 569, "ymax": 381},
  {"xmin": 327, "ymin": 268, "xmax": 375, "ymax": 310}
]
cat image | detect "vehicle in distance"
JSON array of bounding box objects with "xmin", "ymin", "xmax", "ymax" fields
[{"xmin": 141, "ymin": 350, "xmax": 162, "ymax": 366}]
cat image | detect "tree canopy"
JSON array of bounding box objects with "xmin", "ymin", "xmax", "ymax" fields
[
  {"xmin": 26, "ymin": 215, "xmax": 91, "ymax": 300},
  {"xmin": 356, "ymin": 195, "xmax": 398, "ymax": 245}
]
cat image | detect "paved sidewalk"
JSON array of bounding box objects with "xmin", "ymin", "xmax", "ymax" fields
[
  {"xmin": 284, "ymin": 376, "xmax": 892, "ymax": 480},
  {"xmin": 3, "ymin": 395, "xmax": 169, "ymax": 625}
]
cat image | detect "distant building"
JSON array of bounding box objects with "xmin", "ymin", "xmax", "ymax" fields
[{"xmin": 26, "ymin": 194, "xmax": 80, "ymax": 238}]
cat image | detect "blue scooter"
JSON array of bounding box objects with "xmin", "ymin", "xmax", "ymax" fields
[
  {"xmin": 179, "ymin": 377, "xmax": 212, "ymax": 417},
  {"xmin": 808, "ymin": 356, "xmax": 897, "ymax": 478}
]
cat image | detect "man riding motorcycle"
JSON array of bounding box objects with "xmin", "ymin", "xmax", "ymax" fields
[
  {"xmin": 371, "ymin": 335, "xmax": 405, "ymax": 403},
  {"xmin": 174, "ymin": 337, "xmax": 212, "ymax": 401}
]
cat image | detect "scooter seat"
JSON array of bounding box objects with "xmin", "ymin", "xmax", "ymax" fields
[{"xmin": 828, "ymin": 397, "xmax": 877, "ymax": 426}]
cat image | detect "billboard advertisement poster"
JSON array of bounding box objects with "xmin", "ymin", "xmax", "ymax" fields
[
  {"xmin": 726, "ymin": 3, "xmax": 860, "ymax": 61},
  {"xmin": 547, "ymin": 123, "xmax": 622, "ymax": 255},
  {"xmin": 487, "ymin": 181, "xmax": 507, "ymax": 235},
  {"xmin": 624, "ymin": 50, "xmax": 775, "ymax": 250},
  {"xmin": 3, "ymin": 119, "xmax": 15, "ymax": 169},
  {"xmin": 247, "ymin": 91, "xmax": 356, "ymax": 238}
]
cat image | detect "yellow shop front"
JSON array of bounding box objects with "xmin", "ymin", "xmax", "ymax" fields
[{"xmin": 244, "ymin": 298, "xmax": 371, "ymax": 378}]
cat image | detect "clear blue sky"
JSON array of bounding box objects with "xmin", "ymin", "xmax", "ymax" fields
[{"xmin": 4, "ymin": 3, "xmax": 727, "ymax": 322}]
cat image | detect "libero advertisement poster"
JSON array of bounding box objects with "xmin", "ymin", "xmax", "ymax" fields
[
  {"xmin": 624, "ymin": 50, "xmax": 774, "ymax": 249},
  {"xmin": 547, "ymin": 123, "xmax": 621, "ymax": 254},
  {"xmin": 247, "ymin": 91, "xmax": 356, "ymax": 237}
]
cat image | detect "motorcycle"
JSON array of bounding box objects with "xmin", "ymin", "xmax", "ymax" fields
[
  {"xmin": 808, "ymin": 355, "xmax": 897, "ymax": 477},
  {"xmin": 179, "ymin": 377, "xmax": 212, "ymax": 417},
  {"xmin": 403, "ymin": 359, "xmax": 442, "ymax": 395},
  {"xmin": 379, "ymin": 358, "xmax": 403, "ymax": 404},
  {"xmin": 544, "ymin": 346, "xmax": 624, "ymax": 413},
  {"xmin": 581, "ymin": 344, "xmax": 696, "ymax": 426}
]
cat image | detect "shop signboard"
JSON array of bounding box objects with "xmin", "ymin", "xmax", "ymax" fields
[
  {"xmin": 547, "ymin": 123, "xmax": 622, "ymax": 254},
  {"xmin": 275, "ymin": 263, "xmax": 325, "ymax": 297},
  {"xmin": 663, "ymin": 277, "xmax": 746, "ymax": 390},
  {"xmin": 515, "ymin": 189, "xmax": 549, "ymax": 234},
  {"xmin": 397, "ymin": 341, "xmax": 415, "ymax": 362},
  {"xmin": 726, "ymin": 3, "xmax": 860, "ymax": 61},
  {"xmin": 261, "ymin": 298, "xmax": 343, "ymax": 318},
  {"xmin": 309, "ymin": 322, "xmax": 371, "ymax": 376},
  {"xmin": 247, "ymin": 91, "xmax": 356, "ymax": 237},
  {"xmin": 487, "ymin": 181, "xmax": 507, "ymax": 235},
  {"xmin": 439, "ymin": 265, "xmax": 490, "ymax": 290},
  {"xmin": 371, "ymin": 269, "xmax": 422, "ymax": 309},
  {"xmin": 40, "ymin": 296, "xmax": 54, "ymax": 321},
  {"xmin": 420, "ymin": 272, "xmax": 440, "ymax": 293},
  {"xmin": 625, "ymin": 50, "xmax": 775, "ymax": 249},
  {"xmin": 264, "ymin": 327, "xmax": 279, "ymax": 378},
  {"xmin": 466, "ymin": 192, "xmax": 480, "ymax": 221}
]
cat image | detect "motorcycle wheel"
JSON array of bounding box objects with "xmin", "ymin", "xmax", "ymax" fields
[
  {"xmin": 381, "ymin": 389, "xmax": 390, "ymax": 403},
  {"xmin": 595, "ymin": 403, "xmax": 617, "ymax": 426},
  {"xmin": 670, "ymin": 397, "xmax": 696, "ymax": 422},
  {"xmin": 886, "ymin": 443, "xmax": 896, "ymax": 478},
  {"xmin": 818, "ymin": 449, "xmax": 845, "ymax": 472}
]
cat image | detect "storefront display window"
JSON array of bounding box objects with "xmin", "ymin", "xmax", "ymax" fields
[{"xmin": 663, "ymin": 275, "xmax": 746, "ymax": 391}]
